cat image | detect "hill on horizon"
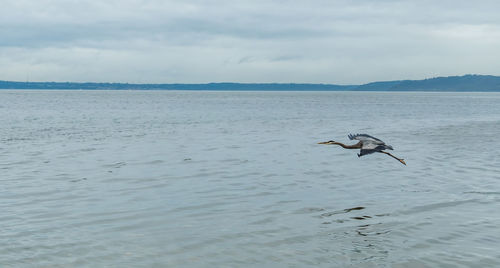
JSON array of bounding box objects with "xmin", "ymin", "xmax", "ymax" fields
[{"xmin": 355, "ymin": 74, "xmax": 500, "ymax": 91}]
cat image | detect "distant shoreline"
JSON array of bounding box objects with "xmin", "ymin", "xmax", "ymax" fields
[{"xmin": 2, "ymin": 74, "xmax": 500, "ymax": 92}]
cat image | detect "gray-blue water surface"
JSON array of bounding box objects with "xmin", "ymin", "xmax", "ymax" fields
[{"xmin": 1, "ymin": 90, "xmax": 500, "ymax": 267}]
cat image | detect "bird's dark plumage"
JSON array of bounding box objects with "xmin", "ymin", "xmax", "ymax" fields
[
  {"xmin": 358, "ymin": 145, "xmax": 387, "ymax": 157},
  {"xmin": 348, "ymin": 133, "xmax": 383, "ymax": 143},
  {"xmin": 347, "ymin": 133, "xmax": 394, "ymax": 152}
]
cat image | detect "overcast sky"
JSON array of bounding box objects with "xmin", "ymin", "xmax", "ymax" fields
[{"xmin": 1, "ymin": 0, "xmax": 500, "ymax": 84}]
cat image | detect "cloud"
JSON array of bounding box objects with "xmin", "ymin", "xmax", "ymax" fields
[{"xmin": 1, "ymin": 0, "xmax": 500, "ymax": 83}]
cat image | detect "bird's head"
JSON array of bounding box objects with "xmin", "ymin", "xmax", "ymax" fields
[{"xmin": 318, "ymin": 140, "xmax": 336, "ymax": 145}]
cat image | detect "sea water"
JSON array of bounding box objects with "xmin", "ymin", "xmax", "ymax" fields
[{"xmin": 1, "ymin": 90, "xmax": 500, "ymax": 267}]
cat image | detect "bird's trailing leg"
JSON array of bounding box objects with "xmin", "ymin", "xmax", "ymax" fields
[{"xmin": 380, "ymin": 151, "xmax": 406, "ymax": 165}]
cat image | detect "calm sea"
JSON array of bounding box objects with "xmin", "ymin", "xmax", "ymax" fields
[{"xmin": 1, "ymin": 90, "xmax": 500, "ymax": 267}]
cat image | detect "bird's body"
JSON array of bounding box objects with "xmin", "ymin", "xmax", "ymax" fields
[{"xmin": 318, "ymin": 134, "xmax": 406, "ymax": 165}]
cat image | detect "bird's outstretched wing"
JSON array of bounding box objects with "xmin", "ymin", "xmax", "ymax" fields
[
  {"xmin": 348, "ymin": 133, "xmax": 384, "ymax": 144},
  {"xmin": 358, "ymin": 145, "xmax": 386, "ymax": 156}
]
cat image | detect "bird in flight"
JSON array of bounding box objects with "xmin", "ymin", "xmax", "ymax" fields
[{"xmin": 318, "ymin": 134, "xmax": 406, "ymax": 165}]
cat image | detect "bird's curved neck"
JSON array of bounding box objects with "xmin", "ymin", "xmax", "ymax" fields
[{"xmin": 334, "ymin": 141, "xmax": 362, "ymax": 149}]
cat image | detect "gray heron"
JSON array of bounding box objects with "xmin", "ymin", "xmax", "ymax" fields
[{"xmin": 318, "ymin": 134, "xmax": 406, "ymax": 165}]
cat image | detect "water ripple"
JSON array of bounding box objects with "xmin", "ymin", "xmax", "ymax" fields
[{"xmin": 2, "ymin": 91, "xmax": 500, "ymax": 267}]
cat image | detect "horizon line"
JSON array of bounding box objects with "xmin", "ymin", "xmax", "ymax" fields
[{"xmin": 1, "ymin": 74, "xmax": 497, "ymax": 86}]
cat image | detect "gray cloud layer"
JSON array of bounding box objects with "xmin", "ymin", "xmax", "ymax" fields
[{"xmin": 1, "ymin": 0, "xmax": 500, "ymax": 83}]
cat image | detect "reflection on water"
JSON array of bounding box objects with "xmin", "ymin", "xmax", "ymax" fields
[{"xmin": 1, "ymin": 90, "xmax": 500, "ymax": 267}]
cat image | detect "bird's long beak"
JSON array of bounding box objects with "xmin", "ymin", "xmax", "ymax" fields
[{"xmin": 318, "ymin": 141, "xmax": 335, "ymax": 145}]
